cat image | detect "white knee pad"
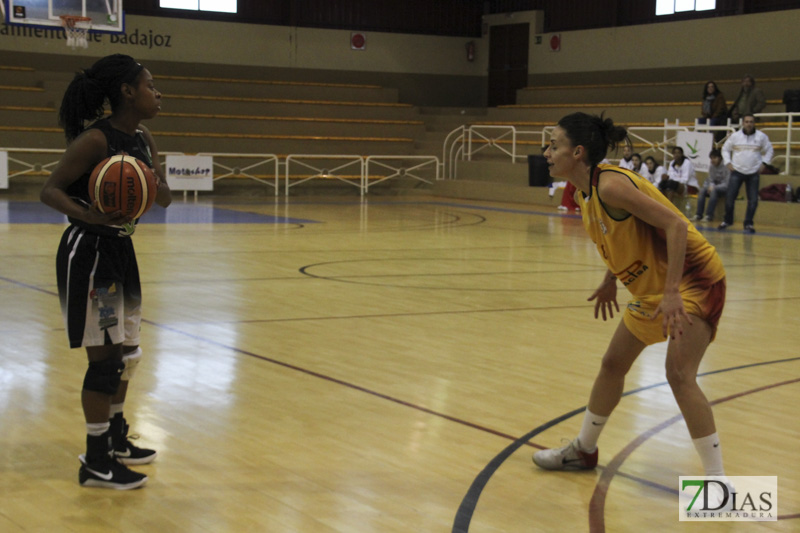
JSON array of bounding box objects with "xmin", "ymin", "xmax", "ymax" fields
[{"xmin": 121, "ymin": 347, "xmax": 142, "ymax": 380}]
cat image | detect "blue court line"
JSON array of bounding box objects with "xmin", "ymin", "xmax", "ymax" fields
[
  {"xmin": 451, "ymin": 354, "xmax": 800, "ymax": 532},
  {"xmin": 286, "ymin": 199, "xmax": 800, "ymax": 239},
  {"xmin": 0, "ymin": 201, "xmax": 319, "ymax": 225}
]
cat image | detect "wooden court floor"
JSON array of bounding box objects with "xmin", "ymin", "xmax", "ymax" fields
[{"xmin": 1, "ymin": 193, "xmax": 798, "ymax": 532}]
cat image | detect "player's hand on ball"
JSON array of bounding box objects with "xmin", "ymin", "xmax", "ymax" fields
[{"xmin": 85, "ymin": 200, "xmax": 131, "ymax": 226}]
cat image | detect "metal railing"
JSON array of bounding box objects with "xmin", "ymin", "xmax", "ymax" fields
[
  {"xmin": 364, "ymin": 155, "xmax": 439, "ymax": 192},
  {"xmin": 753, "ymin": 112, "xmax": 800, "ymax": 174},
  {"xmin": 1, "ymin": 148, "xmax": 442, "ymax": 197},
  {"xmin": 442, "ymin": 112, "xmax": 800, "ymax": 178},
  {"xmin": 200, "ymin": 152, "xmax": 280, "ymax": 196},
  {"xmin": 284, "ymin": 154, "xmax": 365, "ymax": 196}
]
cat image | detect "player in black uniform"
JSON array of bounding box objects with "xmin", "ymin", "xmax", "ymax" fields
[{"xmin": 41, "ymin": 54, "xmax": 171, "ymax": 489}]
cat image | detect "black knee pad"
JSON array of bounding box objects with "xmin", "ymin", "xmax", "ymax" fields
[{"xmin": 83, "ymin": 359, "xmax": 125, "ymax": 395}]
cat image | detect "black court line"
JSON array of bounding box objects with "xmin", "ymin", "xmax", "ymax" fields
[
  {"xmin": 148, "ymin": 313, "xmax": 799, "ymax": 531},
  {"xmin": 143, "ymin": 319, "xmax": 524, "ymax": 443},
  {"xmin": 451, "ymin": 355, "xmax": 800, "ymax": 533}
]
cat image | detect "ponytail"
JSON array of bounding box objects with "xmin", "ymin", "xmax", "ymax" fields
[
  {"xmin": 58, "ymin": 54, "xmax": 144, "ymax": 142},
  {"xmin": 557, "ymin": 112, "xmax": 629, "ymax": 166}
]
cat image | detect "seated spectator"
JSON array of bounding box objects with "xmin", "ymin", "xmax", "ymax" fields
[
  {"xmin": 729, "ymin": 75, "xmax": 766, "ymax": 121},
  {"xmin": 697, "ymin": 81, "xmax": 728, "ymax": 142},
  {"xmin": 658, "ymin": 146, "xmax": 699, "ymax": 201},
  {"xmin": 617, "ymin": 144, "xmax": 634, "ymax": 170},
  {"xmin": 630, "ymin": 152, "xmax": 644, "ymax": 175},
  {"xmin": 641, "ymin": 156, "xmax": 667, "ymax": 185},
  {"xmin": 693, "ymin": 148, "xmax": 730, "ymax": 222}
]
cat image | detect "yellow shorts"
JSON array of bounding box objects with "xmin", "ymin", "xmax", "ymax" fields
[{"xmin": 622, "ymin": 278, "xmax": 726, "ymax": 346}]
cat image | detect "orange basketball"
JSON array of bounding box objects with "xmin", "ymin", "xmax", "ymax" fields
[{"xmin": 88, "ymin": 155, "xmax": 158, "ymax": 219}]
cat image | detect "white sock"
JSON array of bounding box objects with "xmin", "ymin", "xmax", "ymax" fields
[
  {"xmin": 109, "ymin": 403, "xmax": 124, "ymax": 418},
  {"xmin": 577, "ymin": 410, "xmax": 608, "ymax": 452},
  {"xmin": 692, "ymin": 432, "xmax": 725, "ymax": 476},
  {"xmin": 86, "ymin": 421, "xmax": 110, "ymax": 437}
]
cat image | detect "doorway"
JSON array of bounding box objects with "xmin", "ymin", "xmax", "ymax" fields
[{"xmin": 487, "ymin": 23, "xmax": 529, "ymax": 107}]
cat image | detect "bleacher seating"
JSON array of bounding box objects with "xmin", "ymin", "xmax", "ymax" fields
[
  {"xmin": 429, "ymin": 74, "xmax": 800, "ymax": 228},
  {"xmin": 2, "ymin": 52, "xmax": 799, "ymax": 226},
  {"xmin": 0, "ymin": 54, "xmax": 425, "ymax": 157}
]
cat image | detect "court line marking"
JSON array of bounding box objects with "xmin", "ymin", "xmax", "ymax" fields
[
  {"xmin": 278, "ymin": 199, "xmax": 800, "ymax": 240},
  {"xmin": 149, "ymin": 316, "xmax": 799, "ymax": 532},
  {"xmin": 451, "ymin": 358, "xmax": 800, "ymax": 533},
  {"xmin": 589, "ymin": 377, "xmax": 800, "ymax": 532},
  {"xmin": 1, "ymin": 278, "xmax": 798, "ymax": 526}
]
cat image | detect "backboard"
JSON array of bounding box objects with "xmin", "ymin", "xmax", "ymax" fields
[{"xmin": 5, "ymin": 0, "xmax": 124, "ymax": 33}]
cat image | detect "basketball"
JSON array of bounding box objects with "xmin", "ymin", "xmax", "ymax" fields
[{"xmin": 88, "ymin": 155, "xmax": 158, "ymax": 219}]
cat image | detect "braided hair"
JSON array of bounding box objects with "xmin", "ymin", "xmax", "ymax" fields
[
  {"xmin": 557, "ymin": 112, "xmax": 629, "ymax": 167},
  {"xmin": 58, "ymin": 54, "xmax": 144, "ymax": 142}
]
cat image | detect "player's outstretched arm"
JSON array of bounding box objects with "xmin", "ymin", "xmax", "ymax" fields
[{"xmin": 588, "ymin": 270, "xmax": 619, "ymax": 321}]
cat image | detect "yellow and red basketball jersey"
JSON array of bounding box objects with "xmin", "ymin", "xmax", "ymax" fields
[{"xmin": 576, "ymin": 164, "xmax": 725, "ymax": 300}]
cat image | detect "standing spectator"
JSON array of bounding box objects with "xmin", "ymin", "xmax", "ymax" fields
[
  {"xmin": 718, "ymin": 115, "xmax": 774, "ymax": 233},
  {"xmin": 693, "ymin": 149, "xmax": 730, "ymax": 222},
  {"xmin": 697, "ymin": 81, "xmax": 728, "ymax": 142},
  {"xmin": 729, "ymin": 75, "xmax": 766, "ymax": 121},
  {"xmin": 659, "ymin": 147, "xmax": 699, "ymax": 202},
  {"xmin": 641, "ymin": 156, "xmax": 667, "ymax": 185},
  {"xmin": 617, "ymin": 144, "xmax": 635, "ymax": 170}
]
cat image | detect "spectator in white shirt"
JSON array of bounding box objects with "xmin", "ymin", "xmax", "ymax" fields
[
  {"xmin": 630, "ymin": 153, "xmax": 644, "ymax": 175},
  {"xmin": 658, "ymin": 147, "xmax": 699, "ymax": 202},
  {"xmin": 617, "ymin": 144, "xmax": 635, "ymax": 170},
  {"xmin": 641, "ymin": 156, "xmax": 667, "ymax": 185},
  {"xmin": 718, "ymin": 114, "xmax": 774, "ymax": 233}
]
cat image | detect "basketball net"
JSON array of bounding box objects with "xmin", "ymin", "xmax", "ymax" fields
[{"xmin": 59, "ymin": 15, "xmax": 92, "ymax": 50}]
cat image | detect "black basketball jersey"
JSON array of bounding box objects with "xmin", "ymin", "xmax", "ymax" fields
[{"xmin": 65, "ymin": 118, "xmax": 154, "ymax": 237}]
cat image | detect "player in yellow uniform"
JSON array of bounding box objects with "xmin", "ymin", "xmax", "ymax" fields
[{"xmin": 533, "ymin": 113, "xmax": 727, "ymax": 481}]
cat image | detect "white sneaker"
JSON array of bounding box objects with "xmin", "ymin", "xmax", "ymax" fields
[
  {"xmin": 532, "ymin": 438, "xmax": 598, "ymax": 470},
  {"xmin": 705, "ymin": 476, "xmax": 737, "ymax": 511}
]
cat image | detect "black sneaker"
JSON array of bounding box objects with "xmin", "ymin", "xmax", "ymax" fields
[
  {"xmin": 744, "ymin": 225, "xmax": 756, "ymax": 233},
  {"xmin": 111, "ymin": 415, "xmax": 157, "ymax": 465},
  {"xmin": 78, "ymin": 454, "xmax": 148, "ymax": 490},
  {"xmin": 717, "ymin": 222, "xmax": 730, "ymax": 230}
]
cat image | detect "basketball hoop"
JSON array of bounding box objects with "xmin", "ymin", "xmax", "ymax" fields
[{"xmin": 59, "ymin": 15, "xmax": 92, "ymax": 50}]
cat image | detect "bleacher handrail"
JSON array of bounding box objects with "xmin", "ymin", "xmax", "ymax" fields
[
  {"xmin": 441, "ymin": 112, "xmax": 799, "ymax": 179},
  {"xmin": 2, "ymin": 149, "xmax": 441, "ymax": 197},
  {"xmin": 754, "ymin": 112, "xmax": 800, "ymax": 174},
  {"xmin": 364, "ymin": 156, "xmax": 440, "ymax": 192},
  {"xmin": 284, "ymin": 154, "xmax": 365, "ymax": 197},
  {"xmin": 443, "ymin": 126, "xmax": 465, "ymax": 180}
]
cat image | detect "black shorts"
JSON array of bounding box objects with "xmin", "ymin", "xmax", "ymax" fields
[{"xmin": 56, "ymin": 226, "xmax": 142, "ymax": 349}]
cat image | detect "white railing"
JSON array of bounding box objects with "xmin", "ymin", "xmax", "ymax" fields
[
  {"xmin": 442, "ymin": 125, "xmax": 551, "ymax": 179},
  {"xmin": 442, "ymin": 126, "xmax": 465, "ymax": 180},
  {"xmin": 364, "ymin": 155, "xmax": 439, "ymax": 192},
  {"xmin": 1, "ymin": 149, "xmax": 441, "ymax": 197},
  {"xmin": 1, "ymin": 148, "xmax": 64, "ymax": 180},
  {"xmin": 754, "ymin": 112, "xmax": 800, "ymax": 174},
  {"xmin": 199, "ymin": 152, "xmax": 280, "ymax": 196},
  {"xmin": 442, "ymin": 112, "xmax": 800, "ymax": 179},
  {"xmin": 627, "ymin": 119, "xmax": 692, "ymax": 166},
  {"xmin": 284, "ymin": 154, "xmax": 365, "ymax": 196}
]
